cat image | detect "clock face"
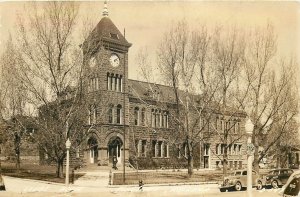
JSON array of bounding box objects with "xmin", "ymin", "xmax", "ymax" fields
[
  {"xmin": 109, "ymin": 54, "xmax": 120, "ymax": 67},
  {"xmin": 89, "ymin": 57, "xmax": 97, "ymax": 68}
]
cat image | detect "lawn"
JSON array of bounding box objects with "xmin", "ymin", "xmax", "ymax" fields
[
  {"xmin": 0, "ymin": 161, "xmax": 85, "ymax": 184},
  {"xmin": 112, "ymin": 170, "xmax": 224, "ymax": 185}
]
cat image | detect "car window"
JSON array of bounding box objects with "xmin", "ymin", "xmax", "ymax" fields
[
  {"xmin": 283, "ymin": 177, "xmax": 300, "ymax": 196},
  {"xmin": 235, "ymin": 171, "xmax": 241, "ymax": 175},
  {"xmin": 288, "ymin": 170, "xmax": 294, "ymax": 174},
  {"xmin": 282, "ymin": 170, "xmax": 288, "ymax": 174},
  {"xmin": 242, "ymin": 171, "xmax": 247, "ymax": 175},
  {"xmin": 274, "ymin": 170, "xmax": 279, "ymax": 175}
]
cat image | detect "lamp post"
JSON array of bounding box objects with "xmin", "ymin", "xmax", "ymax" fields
[
  {"xmin": 245, "ymin": 118, "xmax": 254, "ymax": 197},
  {"xmin": 65, "ymin": 138, "xmax": 71, "ymax": 188}
]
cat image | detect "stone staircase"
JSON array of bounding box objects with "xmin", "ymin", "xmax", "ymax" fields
[{"xmin": 73, "ymin": 164, "xmax": 134, "ymax": 187}]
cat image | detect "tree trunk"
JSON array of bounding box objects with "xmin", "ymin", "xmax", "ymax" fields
[
  {"xmin": 223, "ymin": 151, "xmax": 228, "ymax": 176},
  {"xmin": 188, "ymin": 154, "xmax": 193, "ymax": 177},
  {"xmin": 56, "ymin": 160, "xmax": 64, "ymax": 178},
  {"xmin": 16, "ymin": 153, "xmax": 20, "ymax": 173},
  {"xmin": 253, "ymin": 147, "xmax": 260, "ymax": 173},
  {"xmin": 187, "ymin": 140, "xmax": 193, "ymax": 177}
]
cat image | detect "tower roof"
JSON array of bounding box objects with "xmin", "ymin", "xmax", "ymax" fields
[{"xmin": 83, "ymin": 17, "xmax": 131, "ymax": 54}]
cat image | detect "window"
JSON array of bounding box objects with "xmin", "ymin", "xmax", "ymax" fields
[
  {"xmin": 152, "ymin": 140, "xmax": 156, "ymax": 157},
  {"xmin": 107, "ymin": 73, "xmax": 110, "ymax": 90},
  {"xmin": 204, "ymin": 144, "xmax": 210, "ymax": 156},
  {"xmin": 141, "ymin": 140, "xmax": 147, "ymax": 157},
  {"xmin": 110, "ymin": 74, "xmax": 114, "ymax": 90},
  {"xmin": 93, "ymin": 105, "xmax": 97, "ymax": 124},
  {"xmin": 117, "ymin": 104, "xmax": 122, "ymax": 124},
  {"xmin": 157, "ymin": 141, "xmax": 162, "ymax": 157},
  {"xmin": 108, "ymin": 105, "xmax": 114, "ymax": 123},
  {"xmin": 134, "ymin": 107, "xmax": 139, "ymax": 126},
  {"xmin": 110, "ymin": 33, "xmax": 119, "ymax": 39},
  {"xmin": 178, "ymin": 144, "xmax": 181, "ymax": 158},
  {"xmin": 114, "ymin": 75, "xmax": 118, "ymax": 91},
  {"xmin": 151, "ymin": 109, "xmax": 155, "ymax": 127},
  {"xmin": 119, "ymin": 76, "xmax": 122, "ymax": 92},
  {"xmin": 141, "ymin": 108, "xmax": 145, "ymax": 125},
  {"xmin": 221, "ymin": 144, "xmax": 226, "ymax": 154},
  {"xmin": 164, "ymin": 142, "xmax": 169, "ymax": 157},
  {"xmin": 88, "ymin": 77, "xmax": 99, "ymax": 92},
  {"xmin": 165, "ymin": 111, "xmax": 169, "ymax": 128},
  {"xmin": 237, "ymin": 122, "xmax": 240, "ymax": 133},
  {"xmin": 216, "ymin": 144, "xmax": 219, "ymax": 155}
]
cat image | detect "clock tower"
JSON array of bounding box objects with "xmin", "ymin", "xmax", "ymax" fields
[{"xmin": 81, "ymin": 1, "xmax": 131, "ymax": 166}]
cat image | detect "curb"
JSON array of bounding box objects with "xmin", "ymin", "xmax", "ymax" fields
[
  {"xmin": 108, "ymin": 181, "xmax": 218, "ymax": 188},
  {"xmin": 2, "ymin": 176, "xmax": 65, "ymax": 186}
]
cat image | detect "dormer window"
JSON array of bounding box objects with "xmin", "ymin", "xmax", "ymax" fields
[{"xmin": 110, "ymin": 33, "xmax": 119, "ymax": 39}]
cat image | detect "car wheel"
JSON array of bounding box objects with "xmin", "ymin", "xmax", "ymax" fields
[
  {"xmin": 220, "ymin": 188, "xmax": 226, "ymax": 192},
  {"xmin": 256, "ymin": 180, "xmax": 263, "ymax": 190},
  {"xmin": 271, "ymin": 180, "xmax": 278, "ymax": 189},
  {"xmin": 235, "ymin": 182, "xmax": 242, "ymax": 191}
]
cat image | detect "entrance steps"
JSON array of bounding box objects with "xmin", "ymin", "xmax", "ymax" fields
[{"xmin": 73, "ymin": 164, "xmax": 134, "ymax": 187}]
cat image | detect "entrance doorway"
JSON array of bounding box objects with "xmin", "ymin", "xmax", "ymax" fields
[
  {"xmin": 108, "ymin": 136, "xmax": 123, "ymax": 165},
  {"xmin": 87, "ymin": 137, "xmax": 98, "ymax": 164}
]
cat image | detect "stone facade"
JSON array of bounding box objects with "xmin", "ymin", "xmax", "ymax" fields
[{"xmin": 78, "ymin": 12, "xmax": 247, "ymax": 170}]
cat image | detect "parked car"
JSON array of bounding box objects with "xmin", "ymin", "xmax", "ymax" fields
[
  {"xmin": 219, "ymin": 169, "xmax": 264, "ymax": 192},
  {"xmin": 265, "ymin": 169, "xmax": 294, "ymax": 188},
  {"xmin": 282, "ymin": 171, "xmax": 300, "ymax": 197}
]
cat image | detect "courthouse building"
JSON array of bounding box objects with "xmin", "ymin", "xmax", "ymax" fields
[{"xmin": 79, "ymin": 3, "xmax": 247, "ymax": 169}]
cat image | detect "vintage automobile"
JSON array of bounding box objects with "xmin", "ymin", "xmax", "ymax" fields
[
  {"xmin": 219, "ymin": 169, "xmax": 264, "ymax": 192},
  {"xmin": 282, "ymin": 171, "xmax": 300, "ymax": 197},
  {"xmin": 265, "ymin": 169, "xmax": 294, "ymax": 188}
]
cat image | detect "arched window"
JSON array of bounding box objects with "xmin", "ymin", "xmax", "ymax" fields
[
  {"xmin": 134, "ymin": 107, "xmax": 139, "ymax": 126},
  {"xmin": 115, "ymin": 74, "xmax": 118, "ymax": 91},
  {"xmin": 115, "ymin": 74, "xmax": 119, "ymax": 91},
  {"xmin": 117, "ymin": 104, "xmax": 122, "ymax": 124},
  {"xmin": 151, "ymin": 109, "xmax": 155, "ymax": 127},
  {"xmin": 141, "ymin": 108, "xmax": 145, "ymax": 125},
  {"xmin": 119, "ymin": 75, "xmax": 123, "ymax": 92},
  {"xmin": 165, "ymin": 111, "xmax": 169, "ymax": 128},
  {"xmin": 88, "ymin": 105, "xmax": 92, "ymax": 124},
  {"xmin": 111, "ymin": 73, "xmax": 115, "ymax": 91},
  {"xmin": 108, "ymin": 105, "xmax": 114, "ymax": 123},
  {"xmin": 107, "ymin": 73, "xmax": 110, "ymax": 90},
  {"xmin": 93, "ymin": 104, "xmax": 97, "ymax": 124}
]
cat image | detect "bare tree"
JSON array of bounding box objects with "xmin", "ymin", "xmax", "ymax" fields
[
  {"xmin": 156, "ymin": 21, "xmax": 221, "ymax": 176},
  {"xmin": 10, "ymin": 2, "xmax": 91, "ymax": 178},
  {"xmin": 209, "ymin": 26, "xmax": 246, "ymax": 176},
  {"xmin": 0, "ymin": 35, "xmax": 30, "ymax": 172},
  {"xmin": 240, "ymin": 24, "xmax": 299, "ymax": 172}
]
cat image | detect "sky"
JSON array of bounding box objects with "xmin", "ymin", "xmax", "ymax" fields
[{"xmin": 0, "ymin": 1, "xmax": 299, "ymax": 81}]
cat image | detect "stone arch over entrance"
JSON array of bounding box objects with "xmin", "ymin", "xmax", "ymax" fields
[
  {"xmin": 85, "ymin": 132, "xmax": 100, "ymax": 164},
  {"xmin": 105, "ymin": 131, "xmax": 124, "ymax": 165},
  {"xmin": 108, "ymin": 136, "xmax": 123, "ymax": 165}
]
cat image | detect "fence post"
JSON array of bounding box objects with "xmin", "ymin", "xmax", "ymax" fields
[{"xmin": 109, "ymin": 170, "xmax": 112, "ymax": 185}]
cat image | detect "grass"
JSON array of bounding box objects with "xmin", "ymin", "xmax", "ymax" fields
[
  {"xmin": 112, "ymin": 170, "xmax": 224, "ymax": 185},
  {"xmin": 0, "ymin": 161, "xmax": 85, "ymax": 184}
]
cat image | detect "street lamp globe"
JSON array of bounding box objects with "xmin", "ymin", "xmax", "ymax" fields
[
  {"xmin": 66, "ymin": 138, "xmax": 71, "ymax": 149},
  {"xmin": 245, "ymin": 118, "xmax": 254, "ymax": 135}
]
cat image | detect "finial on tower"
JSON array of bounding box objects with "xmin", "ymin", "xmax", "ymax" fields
[{"xmin": 103, "ymin": 0, "xmax": 109, "ymax": 17}]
